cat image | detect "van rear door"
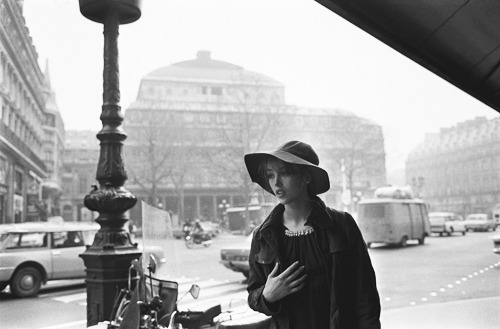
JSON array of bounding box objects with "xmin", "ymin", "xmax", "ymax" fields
[
  {"xmin": 358, "ymin": 203, "xmax": 391, "ymax": 243},
  {"xmin": 409, "ymin": 203, "xmax": 424, "ymax": 239}
]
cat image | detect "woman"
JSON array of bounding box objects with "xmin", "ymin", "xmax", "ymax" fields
[{"xmin": 244, "ymin": 141, "xmax": 380, "ymax": 329}]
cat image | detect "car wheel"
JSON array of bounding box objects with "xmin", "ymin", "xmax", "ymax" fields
[
  {"xmin": 10, "ymin": 266, "xmax": 42, "ymax": 297},
  {"xmin": 399, "ymin": 236, "xmax": 408, "ymax": 247},
  {"xmin": 0, "ymin": 281, "xmax": 8, "ymax": 292},
  {"xmin": 418, "ymin": 235, "xmax": 425, "ymax": 245}
]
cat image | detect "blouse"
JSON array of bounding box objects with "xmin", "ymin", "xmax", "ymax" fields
[{"xmin": 279, "ymin": 219, "xmax": 332, "ymax": 329}]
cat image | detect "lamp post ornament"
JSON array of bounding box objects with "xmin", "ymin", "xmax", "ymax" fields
[{"xmin": 78, "ymin": 0, "xmax": 143, "ymax": 326}]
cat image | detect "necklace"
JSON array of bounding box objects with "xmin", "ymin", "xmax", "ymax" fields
[{"xmin": 284, "ymin": 226, "xmax": 315, "ymax": 237}]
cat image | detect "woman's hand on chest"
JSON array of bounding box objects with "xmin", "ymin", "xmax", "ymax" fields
[{"xmin": 262, "ymin": 261, "xmax": 307, "ymax": 303}]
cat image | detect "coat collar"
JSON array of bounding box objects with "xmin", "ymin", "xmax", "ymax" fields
[{"xmin": 257, "ymin": 197, "xmax": 349, "ymax": 253}]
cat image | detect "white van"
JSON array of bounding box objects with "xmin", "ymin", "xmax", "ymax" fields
[{"xmin": 357, "ymin": 198, "xmax": 430, "ymax": 248}]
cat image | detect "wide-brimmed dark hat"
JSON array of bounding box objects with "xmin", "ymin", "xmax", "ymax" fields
[{"xmin": 244, "ymin": 141, "xmax": 330, "ymax": 195}]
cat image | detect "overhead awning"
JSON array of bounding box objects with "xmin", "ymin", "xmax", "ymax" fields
[{"xmin": 315, "ymin": 0, "xmax": 500, "ymax": 113}]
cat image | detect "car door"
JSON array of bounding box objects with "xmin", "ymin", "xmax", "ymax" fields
[{"xmin": 50, "ymin": 231, "xmax": 86, "ymax": 279}]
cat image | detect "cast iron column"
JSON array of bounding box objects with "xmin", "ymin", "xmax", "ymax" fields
[{"xmin": 78, "ymin": 0, "xmax": 142, "ymax": 326}]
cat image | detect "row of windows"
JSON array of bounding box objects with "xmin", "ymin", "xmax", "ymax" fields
[
  {"xmin": 125, "ymin": 109, "xmax": 384, "ymax": 138},
  {"xmin": 0, "ymin": 52, "xmax": 45, "ymax": 140},
  {"xmin": 138, "ymin": 82, "xmax": 284, "ymax": 104},
  {"xmin": 424, "ymin": 175, "xmax": 500, "ymax": 197},
  {"xmin": 1, "ymin": 102, "xmax": 43, "ymax": 153}
]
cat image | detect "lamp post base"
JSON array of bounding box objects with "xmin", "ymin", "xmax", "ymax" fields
[{"xmin": 81, "ymin": 248, "xmax": 142, "ymax": 327}]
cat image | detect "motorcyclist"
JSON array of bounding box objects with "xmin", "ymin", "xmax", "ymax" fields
[
  {"xmin": 191, "ymin": 219, "xmax": 204, "ymax": 239},
  {"xmin": 182, "ymin": 220, "xmax": 192, "ymax": 237}
]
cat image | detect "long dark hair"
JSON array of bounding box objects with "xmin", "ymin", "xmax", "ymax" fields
[{"xmin": 257, "ymin": 156, "xmax": 316, "ymax": 197}]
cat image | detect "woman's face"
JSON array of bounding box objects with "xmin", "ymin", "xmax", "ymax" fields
[{"xmin": 265, "ymin": 160, "xmax": 309, "ymax": 205}]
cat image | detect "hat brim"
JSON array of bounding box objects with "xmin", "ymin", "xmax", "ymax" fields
[{"xmin": 244, "ymin": 151, "xmax": 330, "ymax": 195}]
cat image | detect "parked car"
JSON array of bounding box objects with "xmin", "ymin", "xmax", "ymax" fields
[
  {"xmin": 463, "ymin": 213, "xmax": 496, "ymax": 232},
  {"xmin": 220, "ymin": 233, "xmax": 253, "ymax": 278},
  {"xmin": 0, "ymin": 221, "xmax": 166, "ymax": 297},
  {"xmin": 0, "ymin": 221, "xmax": 99, "ymax": 297},
  {"xmin": 428, "ymin": 212, "xmax": 466, "ymax": 236}
]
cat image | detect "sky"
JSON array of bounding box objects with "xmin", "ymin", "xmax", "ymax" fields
[{"xmin": 22, "ymin": 0, "xmax": 498, "ymax": 176}]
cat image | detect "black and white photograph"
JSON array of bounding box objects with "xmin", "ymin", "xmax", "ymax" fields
[{"xmin": 0, "ymin": 1, "xmax": 499, "ymax": 328}]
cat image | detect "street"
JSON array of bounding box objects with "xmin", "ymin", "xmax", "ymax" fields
[{"xmin": 0, "ymin": 231, "xmax": 499, "ymax": 329}]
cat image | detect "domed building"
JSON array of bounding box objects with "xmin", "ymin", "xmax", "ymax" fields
[{"xmin": 124, "ymin": 51, "xmax": 386, "ymax": 227}]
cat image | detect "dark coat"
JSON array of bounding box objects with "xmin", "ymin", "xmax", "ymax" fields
[{"xmin": 247, "ymin": 200, "xmax": 381, "ymax": 329}]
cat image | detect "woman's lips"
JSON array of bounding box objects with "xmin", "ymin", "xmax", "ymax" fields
[{"xmin": 275, "ymin": 190, "xmax": 285, "ymax": 197}]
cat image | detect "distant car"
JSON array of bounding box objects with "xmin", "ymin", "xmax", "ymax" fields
[
  {"xmin": 428, "ymin": 212, "xmax": 466, "ymax": 236},
  {"xmin": 0, "ymin": 222, "xmax": 165, "ymax": 298},
  {"xmin": 463, "ymin": 213, "xmax": 496, "ymax": 232},
  {"xmin": 220, "ymin": 233, "xmax": 253, "ymax": 278},
  {"xmin": 491, "ymin": 235, "xmax": 500, "ymax": 255}
]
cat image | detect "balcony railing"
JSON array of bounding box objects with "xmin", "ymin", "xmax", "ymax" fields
[{"xmin": 0, "ymin": 121, "xmax": 46, "ymax": 172}]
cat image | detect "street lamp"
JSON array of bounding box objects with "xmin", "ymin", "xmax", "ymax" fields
[
  {"xmin": 218, "ymin": 199, "xmax": 230, "ymax": 227},
  {"xmin": 78, "ymin": 0, "xmax": 142, "ymax": 326}
]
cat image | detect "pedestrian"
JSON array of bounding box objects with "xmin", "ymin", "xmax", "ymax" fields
[{"xmin": 244, "ymin": 141, "xmax": 380, "ymax": 329}]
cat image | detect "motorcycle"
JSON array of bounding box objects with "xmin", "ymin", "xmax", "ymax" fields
[
  {"xmin": 185, "ymin": 231, "xmax": 212, "ymax": 248},
  {"xmin": 88, "ymin": 255, "xmax": 221, "ymax": 329}
]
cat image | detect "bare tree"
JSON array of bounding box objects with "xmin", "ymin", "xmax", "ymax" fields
[
  {"xmin": 204, "ymin": 77, "xmax": 285, "ymax": 232},
  {"xmin": 335, "ymin": 116, "xmax": 385, "ymax": 208},
  {"xmin": 126, "ymin": 119, "xmax": 191, "ymax": 219}
]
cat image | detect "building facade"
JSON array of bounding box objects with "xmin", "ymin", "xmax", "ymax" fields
[
  {"xmin": 40, "ymin": 60, "xmax": 65, "ymax": 217},
  {"xmin": 0, "ymin": 0, "xmax": 53, "ymax": 223},
  {"xmin": 124, "ymin": 51, "xmax": 386, "ymax": 224},
  {"xmin": 60, "ymin": 130, "xmax": 99, "ymax": 222},
  {"xmin": 406, "ymin": 116, "xmax": 500, "ymax": 216}
]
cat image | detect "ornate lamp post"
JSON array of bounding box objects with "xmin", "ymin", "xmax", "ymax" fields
[{"xmin": 78, "ymin": 0, "xmax": 142, "ymax": 326}]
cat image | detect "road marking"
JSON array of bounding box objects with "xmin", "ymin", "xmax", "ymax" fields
[
  {"xmin": 409, "ymin": 261, "xmax": 499, "ymax": 307},
  {"xmin": 53, "ymin": 292, "xmax": 87, "ymax": 303},
  {"xmin": 37, "ymin": 320, "xmax": 86, "ymax": 329}
]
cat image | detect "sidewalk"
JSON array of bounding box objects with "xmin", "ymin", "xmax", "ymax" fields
[{"xmin": 381, "ymin": 296, "xmax": 500, "ymax": 329}]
